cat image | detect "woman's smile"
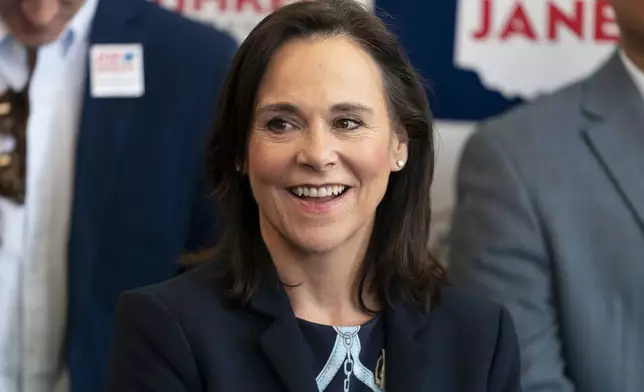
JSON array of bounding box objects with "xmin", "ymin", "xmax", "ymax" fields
[{"xmin": 285, "ymin": 184, "xmax": 353, "ymax": 215}]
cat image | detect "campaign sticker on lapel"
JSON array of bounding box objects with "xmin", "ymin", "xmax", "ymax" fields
[{"xmin": 90, "ymin": 44, "xmax": 144, "ymax": 98}]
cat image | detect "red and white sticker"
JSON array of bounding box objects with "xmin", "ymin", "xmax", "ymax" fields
[{"xmin": 90, "ymin": 44, "xmax": 144, "ymax": 98}]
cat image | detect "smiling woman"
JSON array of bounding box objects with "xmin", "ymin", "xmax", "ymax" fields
[
  {"xmin": 248, "ymin": 35, "xmax": 408, "ymax": 262},
  {"xmin": 104, "ymin": 1, "xmax": 521, "ymax": 391}
]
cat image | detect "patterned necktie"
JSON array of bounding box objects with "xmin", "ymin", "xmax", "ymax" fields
[
  {"xmin": 0, "ymin": 48, "xmax": 35, "ymax": 205},
  {"xmin": 0, "ymin": 88, "xmax": 29, "ymax": 204}
]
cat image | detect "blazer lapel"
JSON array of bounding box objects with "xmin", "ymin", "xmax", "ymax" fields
[
  {"xmin": 249, "ymin": 267, "xmax": 319, "ymax": 392},
  {"xmin": 72, "ymin": 0, "xmax": 142, "ymax": 244},
  {"xmin": 582, "ymin": 52, "xmax": 644, "ymax": 232},
  {"xmin": 384, "ymin": 299, "xmax": 432, "ymax": 392}
]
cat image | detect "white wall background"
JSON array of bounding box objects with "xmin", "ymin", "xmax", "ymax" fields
[{"xmin": 430, "ymin": 121, "xmax": 474, "ymax": 260}]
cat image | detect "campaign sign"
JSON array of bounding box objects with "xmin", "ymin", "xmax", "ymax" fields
[
  {"xmin": 454, "ymin": 0, "xmax": 618, "ymax": 100},
  {"xmin": 153, "ymin": 0, "xmax": 373, "ymax": 44}
]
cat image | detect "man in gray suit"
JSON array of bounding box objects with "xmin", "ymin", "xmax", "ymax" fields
[{"xmin": 448, "ymin": 1, "xmax": 644, "ymax": 391}]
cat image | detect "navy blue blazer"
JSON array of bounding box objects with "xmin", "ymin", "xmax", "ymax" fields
[
  {"xmin": 105, "ymin": 260, "xmax": 521, "ymax": 391},
  {"xmin": 65, "ymin": 1, "xmax": 237, "ymax": 391}
]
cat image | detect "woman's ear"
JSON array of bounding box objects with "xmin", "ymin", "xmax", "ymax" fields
[{"xmin": 390, "ymin": 126, "xmax": 409, "ymax": 172}]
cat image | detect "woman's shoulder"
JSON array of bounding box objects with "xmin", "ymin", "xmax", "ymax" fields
[
  {"xmin": 106, "ymin": 260, "xmax": 241, "ymax": 391},
  {"xmin": 421, "ymin": 286, "xmax": 520, "ymax": 389},
  {"xmin": 115, "ymin": 259, "xmax": 233, "ymax": 322},
  {"xmin": 436, "ymin": 285, "xmax": 507, "ymax": 319},
  {"xmin": 430, "ymin": 285, "xmax": 517, "ymax": 346}
]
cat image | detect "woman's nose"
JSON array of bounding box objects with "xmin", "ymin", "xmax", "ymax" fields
[{"xmin": 295, "ymin": 123, "xmax": 339, "ymax": 172}]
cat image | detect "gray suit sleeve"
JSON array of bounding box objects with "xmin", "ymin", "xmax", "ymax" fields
[{"xmin": 447, "ymin": 124, "xmax": 575, "ymax": 392}]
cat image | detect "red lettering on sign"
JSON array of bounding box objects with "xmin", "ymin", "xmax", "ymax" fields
[
  {"xmin": 595, "ymin": 1, "xmax": 618, "ymax": 42},
  {"xmin": 237, "ymin": 0, "xmax": 262, "ymax": 12},
  {"xmin": 471, "ymin": 0, "xmax": 619, "ymax": 42},
  {"xmin": 499, "ymin": 2, "xmax": 537, "ymax": 41},
  {"xmin": 547, "ymin": 1, "xmax": 583, "ymax": 40},
  {"xmin": 194, "ymin": 0, "xmax": 227, "ymax": 11},
  {"xmin": 154, "ymin": 0, "xmax": 294, "ymax": 13},
  {"xmin": 472, "ymin": 0, "xmax": 491, "ymax": 39}
]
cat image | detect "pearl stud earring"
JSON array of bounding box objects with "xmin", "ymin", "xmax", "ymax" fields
[{"xmin": 396, "ymin": 160, "xmax": 405, "ymax": 169}]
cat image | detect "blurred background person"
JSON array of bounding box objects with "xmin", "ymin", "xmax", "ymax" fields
[
  {"xmin": 104, "ymin": 1, "xmax": 520, "ymax": 391},
  {"xmin": 448, "ymin": 0, "xmax": 644, "ymax": 390},
  {"xmin": 0, "ymin": 0, "xmax": 236, "ymax": 391}
]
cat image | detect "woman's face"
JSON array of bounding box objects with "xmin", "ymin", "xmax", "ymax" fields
[{"xmin": 247, "ymin": 36, "xmax": 407, "ymax": 255}]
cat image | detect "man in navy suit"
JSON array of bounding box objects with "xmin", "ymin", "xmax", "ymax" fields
[{"xmin": 0, "ymin": 0, "xmax": 236, "ymax": 391}]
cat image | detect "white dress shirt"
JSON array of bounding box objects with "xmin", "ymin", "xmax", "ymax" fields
[
  {"xmin": 620, "ymin": 49, "xmax": 644, "ymax": 103},
  {"xmin": 0, "ymin": 0, "xmax": 97, "ymax": 391}
]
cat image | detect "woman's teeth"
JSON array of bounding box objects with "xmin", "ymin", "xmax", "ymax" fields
[{"xmin": 291, "ymin": 185, "xmax": 347, "ymax": 198}]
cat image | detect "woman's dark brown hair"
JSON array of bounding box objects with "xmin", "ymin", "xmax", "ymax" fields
[{"xmin": 206, "ymin": 0, "xmax": 446, "ymax": 312}]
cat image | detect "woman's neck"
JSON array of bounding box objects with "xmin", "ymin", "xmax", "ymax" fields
[{"xmin": 259, "ymin": 217, "xmax": 378, "ymax": 326}]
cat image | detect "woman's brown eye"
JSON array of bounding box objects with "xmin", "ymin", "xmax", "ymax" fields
[
  {"xmin": 266, "ymin": 118, "xmax": 294, "ymax": 132},
  {"xmin": 335, "ymin": 118, "xmax": 361, "ymax": 130}
]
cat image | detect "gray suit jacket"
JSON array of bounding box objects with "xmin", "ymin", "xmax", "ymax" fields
[{"xmin": 448, "ymin": 52, "xmax": 644, "ymax": 392}]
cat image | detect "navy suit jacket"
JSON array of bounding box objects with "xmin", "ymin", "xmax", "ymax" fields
[
  {"xmin": 104, "ymin": 260, "xmax": 521, "ymax": 392},
  {"xmin": 65, "ymin": 1, "xmax": 237, "ymax": 390}
]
